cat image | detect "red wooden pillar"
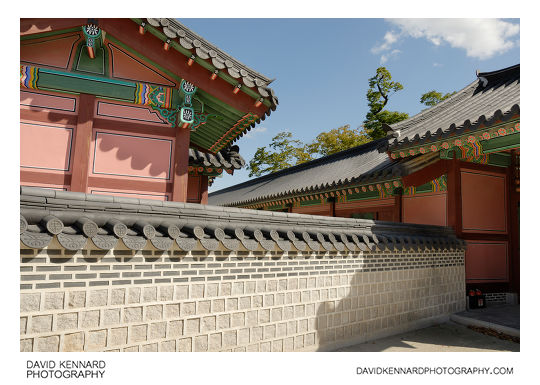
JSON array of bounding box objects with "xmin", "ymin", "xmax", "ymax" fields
[
  {"xmin": 446, "ymin": 157, "xmax": 462, "ymax": 236},
  {"xmin": 508, "ymin": 150, "xmax": 520, "ymax": 294},
  {"xmin": 171, "ymin": 127, "xmax": 191, "ymax": 202},
  {"xmin": 70, "ymin": 94, "xmax": 95, "ymax": 192},
  {"xmin": 393, "ymin": 189, "xmax": 402, "ymax": 222},
  {"xmin": 200, "ymin": 175, "xmax": 209, "ymax": 204}
]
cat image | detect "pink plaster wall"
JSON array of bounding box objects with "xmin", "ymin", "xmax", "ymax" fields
[
  {"xmin": 20, "ymin": 90, "xmax": 77, "ymax": 113},
  {"xmin": 20, "ymin": 121, "xmax": 73, "ymax": 171},
  {"xmin": 91, "ymin": 131, "xmax": 173, "ymax": 180},
  {"xmin": 461, "ymin": 170, "xmax": 507, "ymax": 233},
  {"xmin": 402, "ymin": 192, "xmax": 447, "ymax": 226},
  {"xmin": 465, "ymin": 241, "xmax": 509, "ymax": 282}
]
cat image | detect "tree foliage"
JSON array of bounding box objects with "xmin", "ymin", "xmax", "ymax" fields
[
  {"xmin": 363, "ymin": 67, "xmax": 409, "ymax": 139},
  {"xmin": 305, "ymin": 125, "xmax": 371, "ymax": 157},
  {"xmin": 247, "ymin": 125, "xmax": 372, "ymax": 177},
  {"xmin": 420, "ymin": 90, "xmax": 457, "ymax": 106},
  {"xmin": 247, "ymin": 67, "xmax": 412, "ymax": 177},
  {"xmin": 248, "ymin": 132, "xmax": 313, "ymax": 177}
]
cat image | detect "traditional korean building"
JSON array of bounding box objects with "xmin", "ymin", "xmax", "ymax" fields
[
  {"xmin": 209, "ymin": 64, "xmax": 520, "ymax": 302},
  {"xmin": 20, "ymin": 18, "xmax": 277, "ymax": 203},
  {"xmin": 16, "ymin": 19, "xmax": 513, "ymax": 352}
]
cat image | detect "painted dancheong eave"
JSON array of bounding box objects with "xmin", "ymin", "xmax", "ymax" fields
[
  {"xmin": 20, "ymin": 18, "xmax": 278, "ymax": 154},
  {"xmin": 20, "ymin": 19, "xmax": 264, "ymax": 205}
]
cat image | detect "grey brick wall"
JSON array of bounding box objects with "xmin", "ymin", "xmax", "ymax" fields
[{"xmin": 20, "ymin": 248, "xmax": 466, "ymax": 352}]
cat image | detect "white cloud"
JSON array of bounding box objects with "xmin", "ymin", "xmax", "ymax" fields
[
  {"xmin": 372, "ymin": 18, "xmax": 520, "ymax": 61},
  {"xmin": 243, "ymin": 126, "xmax": 267, "ymax": 138},
  {"xmin": 371, "ymin": 31, "xmax": 400, "ymax": 54},
  {"xmin": 380, "ymin": 49, "xmax": 401, "ymax": 64}
]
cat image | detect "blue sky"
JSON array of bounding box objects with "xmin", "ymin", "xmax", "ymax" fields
[{"xmin": 179, "ymin": 18, "xmax": 520, "ymax": 193}]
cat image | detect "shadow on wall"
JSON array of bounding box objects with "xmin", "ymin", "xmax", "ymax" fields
[
  {"xmin": 20, "ymin": 91, "xmax": 172, "ymax": 179},
  {"xmin": 313, "ymin": 266, "xmax": 465, "ymax": 352},
  {"xmin": 96, "ymin": 131, "xmax": 172, "ymax": 178}
]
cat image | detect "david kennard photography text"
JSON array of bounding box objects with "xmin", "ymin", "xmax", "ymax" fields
[{"xmin": 27, "ymin": 360, "xmax": 106, "ymax": 379}]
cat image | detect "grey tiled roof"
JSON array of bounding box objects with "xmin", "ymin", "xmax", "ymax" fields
[
  {"xmin": 208, "ymin": 139, "xmax": 439, "ymax": 207},
  {"xmin": 387, "ymin": 64, "xmax": 520, "ymax": 151},
  {"xmin": 145, "ymin": 18, "xmax": 278, "ymax": 109},
  {"xmin": 190, "ymin": 146, "xmax": 245, "ymax": 170},
  {"xmin": 20, "ymin": 187, "xmax": 465, "ymax": 253}
]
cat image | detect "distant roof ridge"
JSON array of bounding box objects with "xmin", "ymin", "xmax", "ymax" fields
[
  {"xmin": 389, "ymin": 77, "xmax": 479, "ymax": 132},
  {"xmin": 209, "ymin": 138, "xmax": 388, "ymax": 196},
  {"xmin": 389, "ymin": 63, "xmax": 520, "ymax": 135},
  {"xmin": 387, "ymin": 63, "xmax": 520, "ymax": 151},
  {"xmin": 477, "ymin": 63, "xmax": 520, "ymax": 78}
]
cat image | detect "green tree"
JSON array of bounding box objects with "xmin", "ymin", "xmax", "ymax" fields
[
  {"xmin": 420, "ymin": 90, "xmax": 457, "ymax": 106},
  {"xmin": 247, "ymin": 67, "xmax": 410, "ymax": 177},
  {"xmin": 363, "ymin": 67, "xmax": 409, "ymax": 139},
  {"xmin": 248, "ymin": 132, "xmax": 313, "ymax": 177},
  {"xmin": 247, "ymin": 125, "xmax": 372, "ymax": 177},
  {"xmin": 305, "ymin": 124, "xmax": 371, "ymax": 157}
]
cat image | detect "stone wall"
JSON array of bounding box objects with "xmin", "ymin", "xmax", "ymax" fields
[{"xmin": 20, "ymin": 248, "xmax": 465, "ymax": 352}]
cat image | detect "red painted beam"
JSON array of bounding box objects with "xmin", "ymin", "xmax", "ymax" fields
[
  {"xmin": 456, "ymin": 160, "xmax": 508, "ymax": 174},
  {"xmin": 508, "ymin": 150, "xmax": 520, "ymax": 294},
  {"xmin": 93, "ymin": 117, "xmax": 176, "ymax": 137},
  {"xmin": 87, "ymin": 176, "xmax": 170, "ymax": 194},
  {"xmin": 200, "ymin": 175, "xmax": 209, "ymax": 204},
  {"xmin": 393, "ymin": 192, "xmax": 402, "ymax": 222},
  {"xmin": 21, "ymin": 170, "xmax": 71, "ymax": 186},
  {"xmin": 402, "ymin": 159, "xmax": 449, "ymax": 188},
  {"xmin": 70, "ymin": 94, "xmax": 95, "ymax": 192},
  {"xmin": 446, "ymin": 158, "xmax": 462, "ymax": 235},
  {"xmin": 171, "ymin": 127, "xmax": 191, "ymax": 202}
]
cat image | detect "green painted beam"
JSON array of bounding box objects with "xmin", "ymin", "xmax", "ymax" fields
[
  {"xmin": 300, "ymin": 198, "xmax": 324, "ymax": 207},
  {"xmin": 415, "ymin": 181, "xmax": 434, "ymax": 193},
  {"xmin": 37, "ymin": 67, "xmax": 136, "ymax": 100},
  {"xmin": 192, "ymin": 127, "xmax": 226, "ymax": 143},
  {"xmin": 481, "ymin": 133, "xmax": 520, "ymax": 153},
  {"xmin": 346, "ymin": 189, "xmax": 380, "ymax": 201},
  {"xmin": 198, "ymin": 98, "xmax": 244, "ymax": 122},
  {"xmin": 439, "ymin": 149, "xmax": 455, "ymax": 160},
  {"xmin": 487, "ymin": 152, "xmax": 512, "ymax": 167},
  {"xmin": 197, "ymin": 105, "xmax": 238, "ymax": 126},
  {"xmin": 189, "ymin": 134, "xmax": 216, "ymax": 149}
]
